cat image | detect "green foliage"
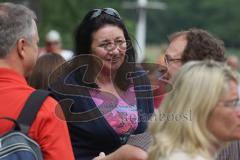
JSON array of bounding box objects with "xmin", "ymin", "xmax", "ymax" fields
[
  {"xmin": 147, "ymin": 0, "xmax": 240, "ymax": 49},
  {"xmin": 38, "ymin": 0, "xmax": 134, "ymax": 49},
  {"xmin": 1, "ymin": 0, "xmax": 240, "ymax": 51}
]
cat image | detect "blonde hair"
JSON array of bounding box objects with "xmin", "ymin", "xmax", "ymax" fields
[{"xmin": 148, "ymin": 60, "xmax": 237, "ymax": 160}]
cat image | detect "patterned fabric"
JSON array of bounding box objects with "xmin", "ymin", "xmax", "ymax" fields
[
  {"xmin": 127, "ymin": 131, "xmax": 152, "ymax": 151},
  {"xmin": 217, "ymin": 140, "xmax": 240, "ymax": 160},
  {"xmin": 90, "ymin": 86, "xmax": 138, "ymax": 135},
  {"xmin": 52, "ymin": 66, "xmax": 154, "ymax": 159}
]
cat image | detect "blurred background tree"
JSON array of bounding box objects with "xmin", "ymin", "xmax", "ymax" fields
[{"xmin": 1, "ymin": 0, "xmax": 240, "ymax": 60}]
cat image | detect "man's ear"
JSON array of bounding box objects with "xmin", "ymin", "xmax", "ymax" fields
[{"xmin": 16, "ymin": 38, "xmax": 27, "ymax": 59}]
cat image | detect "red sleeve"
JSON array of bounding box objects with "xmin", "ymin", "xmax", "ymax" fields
[{"xmin": 29, "ymin": 97, "xmax": 75, "ymax": 160}]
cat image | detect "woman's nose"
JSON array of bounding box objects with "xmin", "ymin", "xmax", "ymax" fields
[{"xmin": 109, "ymin": 46, "xmax": 120, "ymax": 55}]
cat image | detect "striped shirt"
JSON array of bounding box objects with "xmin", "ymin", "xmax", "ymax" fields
[{"xmin": 217, "ymin": 140, "xmax": 240, "ymax": 160}]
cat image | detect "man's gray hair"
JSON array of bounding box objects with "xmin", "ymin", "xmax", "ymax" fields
[{"xmin": 0, "ymin": 3, "xmax": 37, "ymax": 58}]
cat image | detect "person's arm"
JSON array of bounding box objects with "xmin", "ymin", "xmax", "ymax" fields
[
  {"xmin": 93, "ymin": 144, "xmax": 148, "ymax": 160},
  {"xmin": 29, "ymin": 97, "xmax": 75, "ymax": 160}
]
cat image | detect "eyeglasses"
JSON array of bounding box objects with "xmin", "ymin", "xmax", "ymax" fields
[
  {"xmin": 90, "ymin": 8, "xmax": 121, "ymax": 20},
  {"xmin": 222, "ymin": 98, "xmax": 240, "ymax": 108},
  {"xmin": 99, "ymin": 40, "xmax": 131, "ymax": 51},
  {"xmin": 164, "ymin": 54, "xmax": 182, "ymax": 66}
]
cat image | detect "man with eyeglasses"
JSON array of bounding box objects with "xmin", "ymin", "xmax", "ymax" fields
[
  {"xmin": 154, "ymin": 28, "xmax": 226, "ymax": 108},
  {"xmin": 163, "ymin": 28, "xmax": 225, "ymax": 80}
]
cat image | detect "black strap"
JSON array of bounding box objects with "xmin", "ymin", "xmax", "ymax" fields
[{"xmin": 17, "ymin": 89, "xmax": 50, "ymax": 134}]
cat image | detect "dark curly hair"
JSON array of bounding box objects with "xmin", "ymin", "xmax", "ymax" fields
[{"xmin": 169, "ymin": 28, "xmax": 226, "ymax": 63}]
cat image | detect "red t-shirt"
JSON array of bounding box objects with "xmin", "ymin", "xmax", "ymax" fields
[{"xmin": 0, "ymin": 68, "xmax": 74, "ymax": 160}]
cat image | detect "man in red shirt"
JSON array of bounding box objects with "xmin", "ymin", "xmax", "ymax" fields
[{"xmin": 0, "ymin": 3, "xmax": 74, "ymax": 160}]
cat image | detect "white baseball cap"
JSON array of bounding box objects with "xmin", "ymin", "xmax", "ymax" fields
[{"xmin": 46, "ymin": 30, "xmax": 61, "ymax": 42}]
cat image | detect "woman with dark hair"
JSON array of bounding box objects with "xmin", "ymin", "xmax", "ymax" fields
[{"xmin": 50, "ymin": 8, "xmax": 154, "ymax": 160}]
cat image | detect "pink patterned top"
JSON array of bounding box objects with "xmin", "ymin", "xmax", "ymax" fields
[{"xmin": 90, "ymin": 86, "xmax": 138, "ymax": 135}]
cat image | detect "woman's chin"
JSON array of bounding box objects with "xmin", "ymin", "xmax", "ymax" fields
[{"xmin": 104, "ymin": 62, "xmax": 122, "ymax": 71}]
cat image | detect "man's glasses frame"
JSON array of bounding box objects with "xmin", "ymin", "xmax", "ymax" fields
[{"xmin": 164, "ymin": 54, "xmax": 182, "ymax": 66}]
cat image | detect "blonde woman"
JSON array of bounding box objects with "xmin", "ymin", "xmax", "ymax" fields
[{"xmin": 148, "ymin": 60, "xmax": 240, "ymax": 160}]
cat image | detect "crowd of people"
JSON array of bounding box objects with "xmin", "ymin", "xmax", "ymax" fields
[{"xmin": 0, "ymin": 2, "xmax": 240, "ymax": 160}]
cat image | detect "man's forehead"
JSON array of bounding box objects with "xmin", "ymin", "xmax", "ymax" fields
[{"xmin": 166, "ymin": 35, "xmax": 187, "ymax": 58}]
